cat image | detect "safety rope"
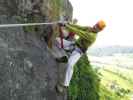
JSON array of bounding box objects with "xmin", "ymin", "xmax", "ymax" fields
[
  {"xmin": 0, "ymin": 21, "xmax": 67, "ymax": 28},
  {"xmin": 0, "ymin": 20, "xmax": 68, "ymax": 49}
]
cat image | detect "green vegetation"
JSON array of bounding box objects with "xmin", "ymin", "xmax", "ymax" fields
[
  {"xmin": 99, "ymin": 69, "xmax": 132, "ymax": 99},
  {"xmin": 100, "ymin": 69, "xmax": 133, "ymax": 90},
  {"xmin": 104, "ymin": 66, "xmax": 133, "ymax": 84},
  {"xmin": 68, "ymin": 55, "xmax": 132, "ymax": 100},
  {"xmin": 68, "ymin": 55, "xmax": 100, "ymax": 100},
  {"xmin": 99, "ymin": 85, "xmax": 130, "ymax": 100},
  {"xmin": 49, "ymin": 0, "xmax": 62, "ymax": 20}
]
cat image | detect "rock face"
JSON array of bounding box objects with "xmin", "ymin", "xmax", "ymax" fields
[{"xmin": 0, "ymin": 0, "xmax": 72, "ymax": 100}]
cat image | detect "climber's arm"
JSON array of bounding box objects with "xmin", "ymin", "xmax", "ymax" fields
[
  {"xmin": 67, "ymin": 24, "xmax": 89, "ymax": 31},
  {"xmin": 66, "ymin": 24, "xmax": 92, "ymax": 41},
  {"xmin": 66, "ymin": 24, "xmax": 97, "ymax": 42}
]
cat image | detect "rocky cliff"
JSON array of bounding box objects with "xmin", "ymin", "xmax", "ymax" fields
[{"xmin": 0, "ymin": 0, "xmax": 72, "ymax": 100}]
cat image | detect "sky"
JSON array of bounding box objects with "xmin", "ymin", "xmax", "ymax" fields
[{"xmin": 69, "ymin": 0, "xmax": 133, "ymax": 47}]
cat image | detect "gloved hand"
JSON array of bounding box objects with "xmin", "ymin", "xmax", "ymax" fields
[{"xmin": 58, "ymin": 21, "xmax": 68, "ymax": 26}]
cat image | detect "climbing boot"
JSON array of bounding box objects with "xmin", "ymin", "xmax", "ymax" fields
[
  {"xmin": 55, "ymin": 56, "xmax": 68, "ymax": 63},
  {"xmin": 55, "ymin": 83, "xmax": 66, "ymax": 94}
]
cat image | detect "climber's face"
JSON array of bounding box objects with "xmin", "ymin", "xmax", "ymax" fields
[
  {"xmin": 93, "ymin": 24, "xmax": 102, "ymax": 33},
  {"xmin": 93, "ymin": 20, "xmax": 106, "ymax": 33}
]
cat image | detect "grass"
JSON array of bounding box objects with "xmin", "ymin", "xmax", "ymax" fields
[
  {"xmin": 100, "ymin": 69, "xmax": 133, "ymax": 90},
  {"xmin": 98, "ymin": 68, "xmax": 132, "ymax": 100},
  {"xmin": 104, "ymin": 66, "xmax": 133, "ymax": 84},
  {"xmin": 99, "ymin": 85, "xmax": 130, "ymax": 100}
]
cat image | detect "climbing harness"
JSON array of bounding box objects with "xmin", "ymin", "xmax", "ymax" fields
[
  {"xmin": 0, "ymin": 21, "xmax": 68, "ymax": 28},
  {"xmin": 59, "ymin": 26, "xmax": 64, "ymax": 48}
]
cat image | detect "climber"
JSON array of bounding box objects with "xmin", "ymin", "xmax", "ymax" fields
[
  {"xmin": 56, "ymin": 20, "xmax": 106, "ymax": 93},
  {"xmin": 55, "ymin": 19, "xmax": 78, "ymax": 62}
]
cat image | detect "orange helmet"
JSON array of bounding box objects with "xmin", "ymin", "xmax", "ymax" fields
[{"xmin": 96, "ymin": 20, "xmax": 106, "ymax": 30}]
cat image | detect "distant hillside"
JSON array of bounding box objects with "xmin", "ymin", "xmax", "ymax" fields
[{"xmin": 88, "ymin": 46, "xmax": 133, "ymax": 56}]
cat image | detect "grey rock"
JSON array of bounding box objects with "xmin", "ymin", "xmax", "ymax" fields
[{"xmin": 0, "ymin": 0, "xmax": 73, "ymax": 100}]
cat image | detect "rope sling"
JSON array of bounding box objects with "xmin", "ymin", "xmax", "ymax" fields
[{"xmin": 0, "ymin": 21, "xmax": 66, "ymax": 28}]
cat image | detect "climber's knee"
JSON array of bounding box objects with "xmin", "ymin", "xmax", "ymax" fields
[{"xmin": 55, "ymin": 56, "xmax": 68, "ymax": 63}]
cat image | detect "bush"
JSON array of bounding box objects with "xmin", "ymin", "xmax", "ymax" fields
[{"xmin": 68, "ymin": 55, "xmax": 100, "ymax": 100}]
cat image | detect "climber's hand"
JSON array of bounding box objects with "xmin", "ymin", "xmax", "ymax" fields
[
  {"xmin": 58, "ymin": 22, "xmax": 65, "ymax": 27},
  {"xmin": 58, "ymin": 21, "xmax": 68, "ymax": 26}
]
